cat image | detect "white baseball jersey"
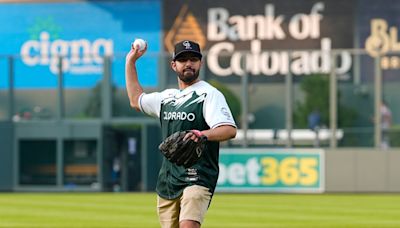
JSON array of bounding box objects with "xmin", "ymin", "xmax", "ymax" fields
[
  {"xmin": 139, "ymin": 80, "xmax": 236, "ymax": 130},
  {"xmin": 138, "ymin": 80, "xmax": 236, "ymax": 199}
]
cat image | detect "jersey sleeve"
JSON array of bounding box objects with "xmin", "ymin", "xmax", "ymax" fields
[
  {"xmin": 203, "ymin": 89, "xmax": 237, "ymax": 129},
  {"xmin": 138, "ymin": 92, "xmax": 162, "ymax": 118}
]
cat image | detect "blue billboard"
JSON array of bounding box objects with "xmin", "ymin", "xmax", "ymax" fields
[{"xmin": 0, "ymin": 1, "xmax": 160, "ymax": 89}]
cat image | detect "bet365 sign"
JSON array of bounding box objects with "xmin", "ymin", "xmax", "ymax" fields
[{"xmin": 217, "ymin": 149, "xmax": 324, "ymax": 193}]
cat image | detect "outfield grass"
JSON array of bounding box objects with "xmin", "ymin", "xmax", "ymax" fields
[{"xmin": 0, "ymin": 193, "xmax": 400, "ymax": 227}]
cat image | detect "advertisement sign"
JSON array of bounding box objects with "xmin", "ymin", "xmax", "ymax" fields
[
  {"xmin": 0, "ymin": 1, "xmax": 160, "ymax": 89},
  {"xmin": 163, "ymin": 0, "xmax": 355, "ymax": 82},
  {"xmin": 359, "ymin": 0, "xmax": 400, "ymax": 82},
  {"xmin": 217, "ymin": 149, "xmax": 324, "ymax": 193}
]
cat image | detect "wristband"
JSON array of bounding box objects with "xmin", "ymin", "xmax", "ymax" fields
[{"xmin": 190, "ymin": 130, "xmax": 208, "ymax": 140}]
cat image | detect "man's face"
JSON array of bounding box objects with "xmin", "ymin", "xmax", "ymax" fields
[{"xmin": 171, "ymin": 53, "xmax": 202, "ymax": 84}]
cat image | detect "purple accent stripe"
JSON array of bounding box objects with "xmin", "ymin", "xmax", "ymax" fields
[
  {"xmin": 211, "ymin": 122, "xmax": 237, "ymax": 129},
  {"xmin": 138, "ymin": 93, "xmax": 147, "ymax": 114}
]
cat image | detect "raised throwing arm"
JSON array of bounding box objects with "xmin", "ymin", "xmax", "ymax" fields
[{"xmin": 125, "ymin": 42, "xmax": 147, "ymax": 111}]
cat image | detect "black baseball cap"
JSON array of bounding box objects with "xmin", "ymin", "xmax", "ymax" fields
[{"xmin": 172, "ymin": 40, "xmax": 202, "ymax": 61}]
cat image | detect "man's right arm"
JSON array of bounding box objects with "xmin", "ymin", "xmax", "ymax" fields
[{"xmin": 125, "ymin": 43, "xmax": 147, "ymax": 111}]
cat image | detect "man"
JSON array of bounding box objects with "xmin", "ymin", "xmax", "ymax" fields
[
  {"xmin": 125, "ymin": 40, "xmax": 237, "ymax": 228},
  {"xmin": 380, "ymin": 100, "xmax": 392, "ymax": 149}
]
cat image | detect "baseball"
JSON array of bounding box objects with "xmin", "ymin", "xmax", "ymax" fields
[{"xmin": 133, "ymin": 38, "xmax": 146, "ymax": 51}]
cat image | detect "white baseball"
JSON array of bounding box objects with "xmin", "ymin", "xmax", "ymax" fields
[{"xmin": 133, "ymin": 38, "xmax": 146, "ymax": 51}]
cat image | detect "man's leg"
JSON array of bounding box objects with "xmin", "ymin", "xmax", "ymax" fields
[
  {"xmin": 157, "ymin": 195, "xmax": 180, "ymax": 228},
  {"xmin": 179, "ymin": 185, "xmax": 212, "ymax": 227}
]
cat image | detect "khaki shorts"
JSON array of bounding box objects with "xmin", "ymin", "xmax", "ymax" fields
[{"xmin": 157, "ymin": 185, "xmax": 212, "ymax": 228}]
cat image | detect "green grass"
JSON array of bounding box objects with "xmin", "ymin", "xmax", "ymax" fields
[{"xmin": 1, "ymin": 193, "xmax": 400, "ymax": 227}]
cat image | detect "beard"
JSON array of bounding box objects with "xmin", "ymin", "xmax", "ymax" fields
[{"xmin": 178, "ymin": 68, "xmax": 200, "ymax": 84}]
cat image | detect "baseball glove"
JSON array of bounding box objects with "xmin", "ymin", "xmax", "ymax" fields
[{"xmin": 158, "ymin": 130, "xmax": 207, "ymax": 168}]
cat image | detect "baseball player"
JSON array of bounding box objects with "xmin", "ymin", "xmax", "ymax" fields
[{"xmin": 125, "ymin": 40, "xmax": 237, "ymax": 228}]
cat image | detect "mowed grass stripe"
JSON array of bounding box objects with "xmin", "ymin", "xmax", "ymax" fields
[
  {"xmin": 0, "ymin": 193, "xmax": 158, "ymax": 228},
  {"xmin": 0, "ymin": 196, "xmax": 154, "ymax": 213},
  {"xmin": 0, "ymin": 193, "xmax": 156, "ymax": 216},
  {"xmin": 1, "ymin": 193, "xmax": 400, "ymax": 227},
  {"xmin": 206, "ymin": 194, "xmax": 400, "ymax": 227}
]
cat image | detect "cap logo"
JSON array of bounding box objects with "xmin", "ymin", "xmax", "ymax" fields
[{"xmin": 183, "ymin": 41, "xmax": 192, "ymax": 49}]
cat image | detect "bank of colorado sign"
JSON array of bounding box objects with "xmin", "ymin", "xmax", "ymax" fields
[{"xmin": 164, "ymin": 0, "xmax": 355, "ymax": 79}]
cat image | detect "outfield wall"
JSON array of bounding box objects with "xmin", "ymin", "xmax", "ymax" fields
[
  {"xmin": 216, "ymin": 148, "xmax": 400, "ymax": 193},
  {"xmin": 325, "ymin": 149, "xmax": 400, "ymax": 192},
  {"xmin": 2, "ymin": 131, "xmax": 400, "ymax": 193},
  {"xmin": 0, "ymin": 122, "xmax": 13, "ymax": 191}
]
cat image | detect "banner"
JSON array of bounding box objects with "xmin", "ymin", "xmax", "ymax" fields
[
  {"xmin": 217, "ymin": 148, "xmax": 324, "ymax": 193},
  {"xmin": 0, "ymin": 1, "xmax": 161, "ymax": 89},
  {"xmin": 163, "ymin": 0, "xmax": 355, "ymax": 83},
  {"xmin": 359, "ymin": 0, "xmax": 400, "ymax": 82}
]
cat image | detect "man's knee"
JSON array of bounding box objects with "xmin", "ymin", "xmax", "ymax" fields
[{"xmin": 180, "ymin": 219, "xmax": 200, "ymax": 228}]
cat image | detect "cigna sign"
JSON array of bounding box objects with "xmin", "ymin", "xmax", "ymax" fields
[{"xmin": 20, "ymin": 31, "xmax": 113, "ymax": 74}]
